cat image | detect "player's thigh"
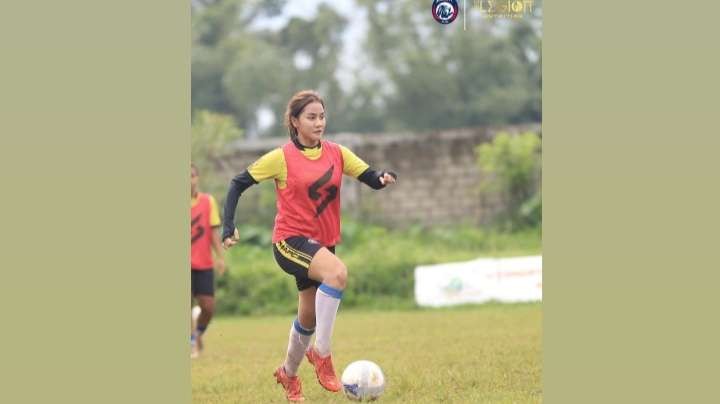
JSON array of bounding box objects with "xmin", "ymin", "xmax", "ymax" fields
[
  {"xmin": 273, "ymin": 237, "xmax": 323, "ymax": 291},
  {"xmin": 307, "ymin": 247, "xmax": 346, "ymax": 283}
]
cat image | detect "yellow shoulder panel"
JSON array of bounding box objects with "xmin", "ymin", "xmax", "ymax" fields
[
  {"xmin": 247, "ymin": 148, "xmax": 287, "ymax": 184},
  {"xmin": 340, "ymin": 145, "xmax": 370, "ymax": 178},
  {"xmin": 207, "ymin": 194, "xmax": 221, "ymax": 227},
  {"xmin": 247, "ymin": 147, "xmax": 288, "ymax": 188}
]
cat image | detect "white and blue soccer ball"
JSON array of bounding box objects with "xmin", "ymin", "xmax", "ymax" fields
[{"xmin": 341, "ymin": 360, "xmax": 385, "ymax": 401}]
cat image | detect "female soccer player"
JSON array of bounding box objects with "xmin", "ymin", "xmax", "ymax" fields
[
  {"xmin": 190, "ymin": 163, "xmax": 226, "ymax": 359},
  {"xmin": 222, "ymin": 90, "xmax": 396, "ymax": 402}
]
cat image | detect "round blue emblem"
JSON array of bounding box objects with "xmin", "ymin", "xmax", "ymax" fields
[{"xmin": 432, "ymin": 0, "xmax": 459, "ymax": 25}]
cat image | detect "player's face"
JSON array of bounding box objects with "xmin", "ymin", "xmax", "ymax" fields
[{"xmin": 293, "ymin": 102, "xmax": 325, "ymax": 146}]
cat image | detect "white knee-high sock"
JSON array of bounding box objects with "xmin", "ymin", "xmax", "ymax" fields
[
  {"xmin": 314, "ymin": 283, "xmax": 343, "ymax": 357},
  {"xmin": 284, "ymin": 318, "xmax": 314, "ymax": 377}
]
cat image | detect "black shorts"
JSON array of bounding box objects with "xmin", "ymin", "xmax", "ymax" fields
[
  {"xmin": 273, "ymin": 236, "xmax": 335, "ymax": 291},
  {"xmin": 191, "ymin": 269, "xmax": 214, "ymax": 296}
]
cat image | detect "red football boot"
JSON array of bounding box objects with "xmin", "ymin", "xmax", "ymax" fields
[
  {"xmin": 305, "ymin": 347, "xmax": 342, "ymax": 392},
  {"xmin": 274, "ymin": 366, "xmax": 305, "ymax": 402}
]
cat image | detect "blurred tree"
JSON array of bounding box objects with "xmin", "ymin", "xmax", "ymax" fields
[
  {"xmin": 221, "ymin": 36, "xmax": 294, "ymax": 136},
  {"xmin": 507, "ymin": 20, "xmax": 542, "ymax": 123},
  {"xmin": 192, "ymin": 0, "xmax": 542, "ymax": 136},
  {"xmin": 263, "ymin": 4, "xmax": 348, "ymax": 136},
  {"xmin": 191, "ymin": 0, "xmax": 289, "ymax": 135},
  {"xmin": 357, "ymin": 0, "xmax": 542, "ymax": 130},
  {"xmin": 191, "ymin": 110, "xmax": 244, "ymax": 197},
  {"xmin": 192, "ymin": 0, "xmax": 349, "ymax": 138}
]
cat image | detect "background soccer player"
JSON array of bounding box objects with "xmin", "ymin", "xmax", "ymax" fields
[
  {"xmin": 190, "ymin": 163, "xmax": 226, "ymax": 359},
  {"xmin": 222, "ymin": 90, "xmax": 396, "ymax": 402}
]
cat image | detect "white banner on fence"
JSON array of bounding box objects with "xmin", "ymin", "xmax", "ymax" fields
[{"xmin": 414, "ymin": 255, "xmax": 542, "ymax": 307}]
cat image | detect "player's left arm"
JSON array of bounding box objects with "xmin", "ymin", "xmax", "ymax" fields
[
  {"xmin": 340, "ymin": 145, "xmax": 397, "ymax": 189},
  {"xmin": 208, "ymin": 195, "xmax": 226, "ymax": 275}
]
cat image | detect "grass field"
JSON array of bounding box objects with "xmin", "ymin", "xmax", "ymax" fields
[{"xmin": 192, "ymin": 304, "xmax": 542, "ymax": 403}]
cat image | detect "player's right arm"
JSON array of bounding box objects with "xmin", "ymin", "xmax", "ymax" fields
[
  {"xmin": 340, "ymin": 145, "xmax": 397, "ymax": 189},
  {"xmin": 222, "ymin": 148, "xmax": 284, "ymax": 248}
]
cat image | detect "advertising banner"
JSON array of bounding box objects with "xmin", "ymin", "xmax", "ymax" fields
[{"xmin": 414, "ymin": 255, "xmax": 542, "ymax": 307}]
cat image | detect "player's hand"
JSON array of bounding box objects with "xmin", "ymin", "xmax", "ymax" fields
[
  {"xmin": 215, "ymin": 258, "xmax": 226, "ymax": 276},
  {"xmin": 379, "ymin": 171, "xmax": 397, "ymax": 186},
  {"xmin": 223, "ymin": 228, "xmax": 240, "ymax": 249}
]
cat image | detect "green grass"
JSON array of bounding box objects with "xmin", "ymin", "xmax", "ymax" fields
[{"xmin": 192, "ymin": 304, "xmax": 542, "ymax": 403}]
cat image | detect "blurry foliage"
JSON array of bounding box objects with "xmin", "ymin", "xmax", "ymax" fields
[
  {"xmin": 192, "ymin": 0, "xmax": 349, "ymax": 138},
  {"xmin": 191, "ymin": 110, "xmax": 243, "ymax": 199},
  {"xmin": 476, "ymin": 132, "xmax": 542, "ymax": 229},
  {"xmin": 192, "ymin": 0, "xmax": 542, "ymax": 138},
  {"xmin": 359, "ymin": 0, "xmax": 541, "ymax": 130}
]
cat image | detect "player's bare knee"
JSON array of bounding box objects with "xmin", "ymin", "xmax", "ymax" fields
[
  {"xmin": 334, "ymin": 263, "xmax": 348, "ymax": 290},
  {"xmin": 298, "ymin": 313, "xmax": 316, "ymax": 330},
  {"xmin": 200, "ymin": 299, "xmax": 215, "ymax": 314}
]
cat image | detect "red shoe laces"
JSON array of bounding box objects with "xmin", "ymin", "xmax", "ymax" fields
[
  {"xmin": 319, "ymin": 355, "xmax": 335, "ymax": 375},
  {"xmin": 288, "ymin": 377, "xmax": 301, "ymax": 395}
]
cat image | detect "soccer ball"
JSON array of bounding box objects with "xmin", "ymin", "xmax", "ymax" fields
[{"xmin": 341, "ymin": 360, "xmax": 385, "ymax": 401}]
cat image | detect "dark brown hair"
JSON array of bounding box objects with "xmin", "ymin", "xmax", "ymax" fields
[{"xmin": 283, "ymin": 90, "xmax": 325, "ymax": 138}]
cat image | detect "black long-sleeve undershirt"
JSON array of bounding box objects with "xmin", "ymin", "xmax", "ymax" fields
[
  {"xmin": 222, "ymin": 169, "xmax": 257, "ymax": 240},
  {"xmin": 221, "ymin": 167, "xmax": 396, "ymax": 241}
]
